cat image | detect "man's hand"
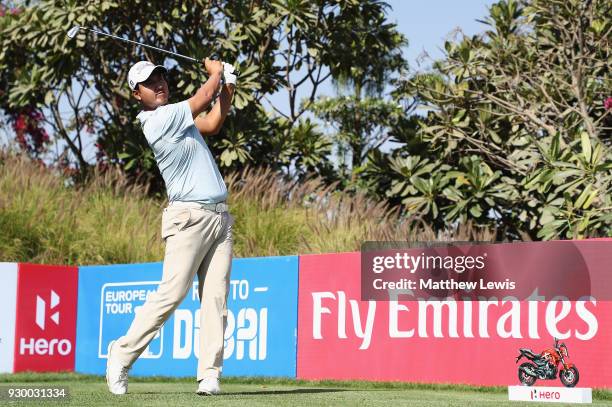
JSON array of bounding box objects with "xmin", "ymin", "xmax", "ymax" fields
[
  {"xmin": 203, "ymin": 58, "xmax": 223, "ymax": 76},
  {"xmin": 194, "ymin": 83, "xmax": 235, "ymax": 136},
  {"xmin": 188, "ymin": 59, "xmax": 223, "ymax": 117},
  {"xmin": 194, "ymin": 63, "xmax": 236, "ymax": 136}
]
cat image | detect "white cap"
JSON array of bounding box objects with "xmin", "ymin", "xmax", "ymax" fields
[{"xmin": 128, "ymin": 61, "xmax": 167, "ymax": 90}]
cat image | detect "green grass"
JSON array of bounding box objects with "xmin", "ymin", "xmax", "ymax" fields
[{"xmin": 1, "ymin": 373, "xmax": 611, "ymax": 407}]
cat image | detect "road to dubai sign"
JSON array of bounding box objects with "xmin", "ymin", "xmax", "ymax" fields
[{"xmin": 75, "ymin": 256, "xmax": 298, "ymax": 377}]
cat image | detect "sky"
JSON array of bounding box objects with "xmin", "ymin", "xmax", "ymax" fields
[
  {"xmin": 389, "ymin": 0, "xmax": 496, "ymax": 67},
  {"xmin": 265, "ymin": 0, "xmax": 497, "ymax": 116},
  {"xmin": 1, "ymin": 0, "xmax": 497, "ymax": 163}
]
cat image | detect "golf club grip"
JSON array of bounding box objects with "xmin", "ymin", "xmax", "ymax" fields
[{"xmin": 198, "ymin": 58, "xmax": 241, "ymax": 77}]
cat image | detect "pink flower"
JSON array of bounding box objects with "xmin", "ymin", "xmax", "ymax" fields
[
  {"xmin": 605, "ymin": 97, "xmax": 612, "ymax": 111},
  {"xmin": 40, "ymin": 128, "xmax": 49, "ymax": 142},
  {"xmin": 29, "ymin": 110, "xmax": 44, "ymax": 121}
]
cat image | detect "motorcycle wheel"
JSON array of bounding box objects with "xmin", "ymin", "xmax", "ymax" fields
[
  {"xmin": 518, "ymin": 363, "xmax": 537, "ymax": 386},
  {"xmin": 560, "ymin": 366, "xmax": 579, "ymax": 388}
]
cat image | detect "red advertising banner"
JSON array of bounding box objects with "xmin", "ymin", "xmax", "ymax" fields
[
  {"xmin": 361, "ymin": 241, "xmax": 612, "ymax": 301},
  {"xmin": 13, "ymin": 263, "xmax": 79, "ymax": 372},
  {"xmin": 297, "ymin": 243, "xmax": 612, "ymax": 387}
]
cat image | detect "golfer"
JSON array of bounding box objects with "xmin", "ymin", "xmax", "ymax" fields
[{"xmin": 105, "ymin": 59, "xmax": 236, "ymax": 396}]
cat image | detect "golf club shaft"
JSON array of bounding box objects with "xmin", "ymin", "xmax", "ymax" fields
[{"xmin": 80, "ymin": 27, "xmax": 200, "ymax": 64}]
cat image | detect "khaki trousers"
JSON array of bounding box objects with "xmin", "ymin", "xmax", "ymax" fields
[{"xmin": 113, "ymin": 202, "xmax": 233, "ymax": 380}]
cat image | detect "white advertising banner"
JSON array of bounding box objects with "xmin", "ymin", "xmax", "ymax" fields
[
  {"xmin": 508, "ymin": 386, "xmax": 592, "ymax": 403},
  {"xmin": 0, "ymin": 262, "xmax": 18, "ymax": 373}
]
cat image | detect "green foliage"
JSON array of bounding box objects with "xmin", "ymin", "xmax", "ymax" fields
[
  {"xmin": 2, "ymin": 0, "xmax": 609, "ymax": 244},
  {"xmin": 0, "ymin": 0, "xmax": 406, "ymax": 185},
  {"xmin": 280, "ymin": 118, "xmax": 335, "ymax": 180},
  {"xmin": 0, "ymin": 151, "xmax": 494, "ymax": 264},
  {"xmin": 311, "ymin": 96, "xmax": 403, "ymax": 183},
  {"xmin": 0, "ymin": 152, "xmax": 165, "ymax": 264},
  {"xmin": 321, "ymin": 0, "xmax": 407, "ymax": 93},
  {"xmin": 307, "ymin": 0, "xmax": 407, "ymax": 185},
  {"xmin": 366, "ymin": 0, "xmax": 611, "ymax": 239}
]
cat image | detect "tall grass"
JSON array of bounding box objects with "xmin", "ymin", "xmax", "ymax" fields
[
  {"xmin": 227, "ymin": 168, "xmax": 496, "ymax": 256},
  {"xmin": 0, "ymin": 152, "xmax": 163, "ymax": 264},
  {"xmin": 0, "ymin": 151, "xmax": 496, "ymax": 265}
]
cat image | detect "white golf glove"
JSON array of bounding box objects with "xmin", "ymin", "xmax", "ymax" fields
[
  {"xmin": 222, "ymin": 62, "xmax": 235, "ymax": 74},
  {"xmin": 222, "ymin": 62, "xmax": 237, "ymax": 85}
]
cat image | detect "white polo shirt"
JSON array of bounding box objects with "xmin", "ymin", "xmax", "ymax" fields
[{"xmin": 137, "ymin": 101, "xmax": 227, "ymax": 204}]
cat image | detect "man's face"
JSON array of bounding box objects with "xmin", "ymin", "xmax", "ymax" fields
[{"xmin": 133, "ymin": 70, "xmax": 169, "ymax": 109}]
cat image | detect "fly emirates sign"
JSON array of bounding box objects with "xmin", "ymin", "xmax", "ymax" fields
[
  {"xmin": 310, "ymin": 291, "xmax": 598, "ymax": 350},
  {"xmin": 297, "ymin": 244, "xmax": 612, "ymax": 387}
]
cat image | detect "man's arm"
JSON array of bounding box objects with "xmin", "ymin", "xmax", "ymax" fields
[
  {"xmin": 187, "ymin": 59, "xmax": 223, "ymax": 118},
  {"xmin": 195, "ymin": 84, "xmax": 235, "ymax": 136}
]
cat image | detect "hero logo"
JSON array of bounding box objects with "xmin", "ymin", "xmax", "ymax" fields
[
  {"xmin": 532, "ymin": 389, "xmax": 561, "ymax": 400},
  {"xmin": 19, "ymin": 290, "xmax": 72, "ymax": 356},
  {"xmin": 36, "ymin": 290, "xmax": 60, "ymax": 330}
]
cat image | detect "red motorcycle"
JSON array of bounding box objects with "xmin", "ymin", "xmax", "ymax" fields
[{"xmin": 515, "ymin": 338, "xmax": 579, "ymax": 387}]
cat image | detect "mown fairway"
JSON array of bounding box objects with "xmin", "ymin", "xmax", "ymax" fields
[{"xmin": 1, "ymin": 373, "xmax": 611, "ymax": 406}]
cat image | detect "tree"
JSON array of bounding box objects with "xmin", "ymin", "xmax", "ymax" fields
[
  {"xmin": 310, "ymin": 96, "xmax": 403, "ymax": 184},
  {"xmin": 0, "ymin": 4, "xmax": 51, "ymax": 163},
  {"xmin": 0, "ymin": 0, "xmax": 406, "ymax": 188},
  {"xmin": 309, "ymin": 0, "xmax": 407, "ymax": 184},
  {"xmin": 366, "ymin": 0, "xmax": 611, "ymax": 239}
]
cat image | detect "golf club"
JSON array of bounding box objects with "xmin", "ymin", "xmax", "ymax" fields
[{"xmin": 67, "ymin": 26, "xmax": 239, "ymax": 75}]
